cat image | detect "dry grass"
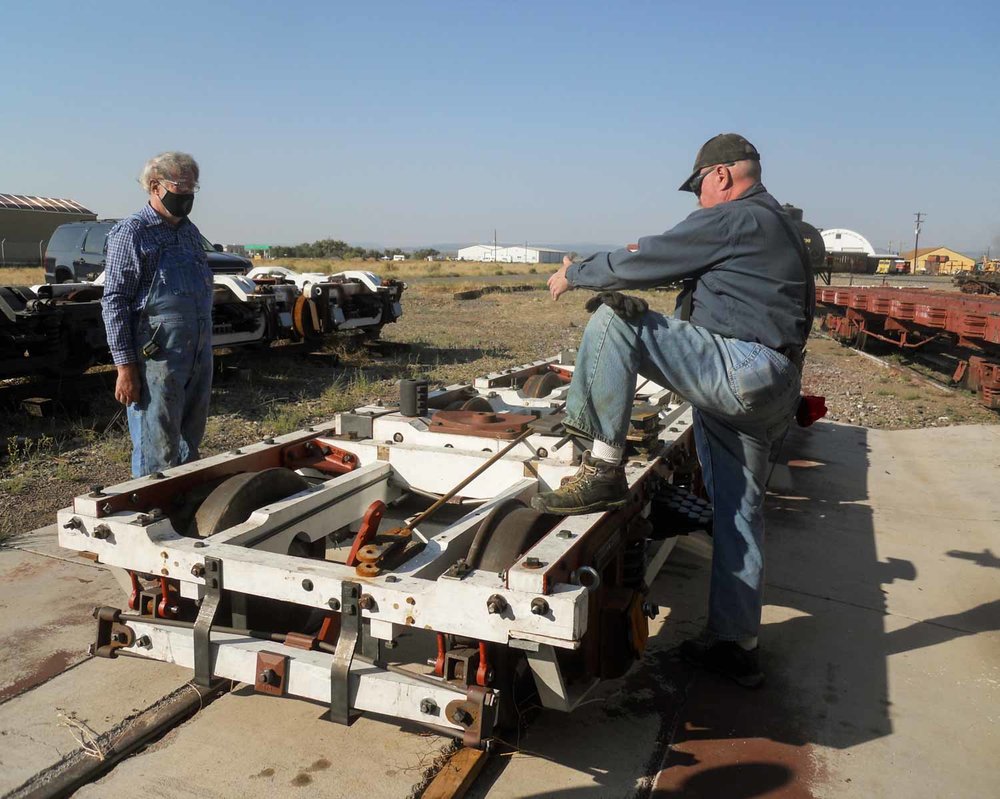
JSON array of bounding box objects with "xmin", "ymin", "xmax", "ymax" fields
[
  {"xmin": 0, "ymin": 266, "xmax": 45, "ymax": 285},
  {"xmin": 268, "ymin": 257, "xmax": 545, "ymax": 280}
]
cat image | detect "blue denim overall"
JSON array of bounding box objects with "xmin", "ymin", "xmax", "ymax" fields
[
  {"xmin": 127, "ymin": 243, "xmax": 214, "ymax": 477},
  {"xmin": 564, "ymin": 305, "xmax": 802, "ymax": 642}
]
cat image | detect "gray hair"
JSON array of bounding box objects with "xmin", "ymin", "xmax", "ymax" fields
[
  {"xmin": 732, "ymin": 158, "xmax": 761, "ymax": 182},
  {"xmin": 139, "ymin": 152, "xmax": 200, "ymax": 191}
]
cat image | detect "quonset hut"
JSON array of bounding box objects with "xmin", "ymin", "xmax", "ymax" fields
[{"xmin": 0, "ymin": 194, "xmax": 96, "ymax": 266}]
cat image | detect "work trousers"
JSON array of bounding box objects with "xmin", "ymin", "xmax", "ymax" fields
[{"xmin": 564, "ymin": 305, "xmax": 801, "ymax": 641}]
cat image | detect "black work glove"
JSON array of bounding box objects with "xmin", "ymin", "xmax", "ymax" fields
[{"xmin": 584, "ymin": 291, "xmax": 649, "ymax": 322}]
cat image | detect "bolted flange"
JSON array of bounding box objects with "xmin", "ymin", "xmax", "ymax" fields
[{"xmin": 486, "ymin": 594, "xmax": 508, "ymax": 615}]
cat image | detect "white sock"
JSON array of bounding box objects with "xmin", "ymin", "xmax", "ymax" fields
[
  {"xmin": 590, "ymin": 440, "xmax": 623, "ymax": 464},
  {"xmin": 736, "ymin": 636, "xmax": 758, "ymax": 651}
]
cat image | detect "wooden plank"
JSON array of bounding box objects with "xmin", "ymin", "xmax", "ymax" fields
[{"xmin": 421, "ymin": 746, "xmax": 490, "ymax": 799}]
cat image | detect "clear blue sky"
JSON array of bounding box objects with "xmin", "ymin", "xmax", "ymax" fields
[{"xmin": 3, "ymin": 0, "xmax": 998, "ymax": 255}]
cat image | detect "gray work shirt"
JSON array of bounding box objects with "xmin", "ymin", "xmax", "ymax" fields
[{"xmin": 565, "ymin": 183, "xmax": 815, "ymax": 351}]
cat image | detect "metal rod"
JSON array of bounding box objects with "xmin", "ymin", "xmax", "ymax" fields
[
  {"xmin": 405, "ymin": 425, "xmax": 541, "ymax": 531},
  {"xmin": 7, "ymin": 681, "xmax": 227, "ymax": 799},
  {"xmin": 406, "ymin": 373, "xmax": 652, "ymax": 531}
]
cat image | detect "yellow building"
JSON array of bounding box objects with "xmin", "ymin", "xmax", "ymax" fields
[{"xmin": 901, "ymin": 246, "xmax": 975, "ymax": 275}]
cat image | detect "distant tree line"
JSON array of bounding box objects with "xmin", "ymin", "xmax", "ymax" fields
[{"xmin": 270, "ymin": 239, "xmax": 440, "ymax": 261}]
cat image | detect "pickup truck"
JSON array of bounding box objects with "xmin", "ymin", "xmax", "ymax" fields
[{"xmin": 44, "ymin": 220, "xmax": 251, "ymax": 283}]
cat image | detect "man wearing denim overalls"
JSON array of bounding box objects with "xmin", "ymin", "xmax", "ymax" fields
[
  {"xmin": 534, "ymin": 134, "xmax": 815, "ymax": 687},
  {"xmin": 102, "ymin": 152, "xmax": 214, "ymax": 479}
]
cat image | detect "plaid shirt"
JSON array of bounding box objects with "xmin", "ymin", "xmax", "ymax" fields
[{"xmin": 101, "ymin": 203, "xmax": 206, "ymax": 365}]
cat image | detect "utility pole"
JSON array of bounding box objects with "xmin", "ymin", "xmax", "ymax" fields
[{"xmin": 911, "ymin": 212, "xmax": 925, "ymax": 274}]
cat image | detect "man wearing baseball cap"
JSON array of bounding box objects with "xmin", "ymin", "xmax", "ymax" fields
[{"xmin": 535, "ymin": 133, "xmax": 815, "ymax": 687}]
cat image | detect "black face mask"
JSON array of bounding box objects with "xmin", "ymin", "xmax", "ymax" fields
[{"xmin": 160, "ymin": 188, "xmax": 195, "ymax": 218}]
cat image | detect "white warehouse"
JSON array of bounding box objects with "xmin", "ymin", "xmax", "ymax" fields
[{"xmin": 457, "ymin": 244, "xmax": 566, "ymax": 264}]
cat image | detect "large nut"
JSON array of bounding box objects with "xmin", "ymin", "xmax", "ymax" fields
[
  {"xmin": 486, "ymin": 594, "xmax": 508, "ymax": 615},
  {"xmin": 530, "ymin": 597, "xmax": 549, "ymax": 616}
]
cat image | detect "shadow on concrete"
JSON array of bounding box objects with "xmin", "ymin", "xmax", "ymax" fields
[
  {"xmin": 883, "ymin": 599, "xmax": 1000, "ymax": 656},
  {"xmin": 946, "ymin": 548, "xmax": 1000, "ymax": 569}
]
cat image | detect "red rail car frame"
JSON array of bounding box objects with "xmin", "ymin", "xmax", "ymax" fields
[{"xmin": 816, "ymin": 287, "xmax": 1000, "ymax": 408}]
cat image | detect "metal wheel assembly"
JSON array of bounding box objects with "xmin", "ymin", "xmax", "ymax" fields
[
  {"xmin": 521, "ymin": 371, "xmax": 562, "ymax": 398},
  {"xmin": 192, "ymin": 467, "xmax": 310, "ymax": 538},
  {"xmin": 468, "ymin": 499, "xmax": 555, "ymax": 572}
]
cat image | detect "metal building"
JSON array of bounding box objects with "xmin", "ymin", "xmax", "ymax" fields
[
  {"xmin": 0, "ymin": 194, "xmax": 96, "ymax": 266},
  {"xmin": 821, "ymin": 228, "xmax": 875, "ymax": 256},
  {"xmin": 457, "ymin": 244, "xmax": 566, "ymax": 264}
]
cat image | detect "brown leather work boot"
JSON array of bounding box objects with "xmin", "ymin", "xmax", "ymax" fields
[{"xmin": 530, "ymin": 452, "xmax": 628, "ymax": 516}]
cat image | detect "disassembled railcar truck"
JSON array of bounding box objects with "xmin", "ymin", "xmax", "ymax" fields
[
  {"xmin": 58, "ymin": 355, "xmax": 705, "ymax": 747},
  {"xmin": 0, "ymin": 267, "xmax": 403, "ymax": 380}
]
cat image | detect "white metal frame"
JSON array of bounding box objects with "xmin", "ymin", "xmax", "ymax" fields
[{"xmin": 57, "ymin": 353, "xmax": 696, "ymax": 731}]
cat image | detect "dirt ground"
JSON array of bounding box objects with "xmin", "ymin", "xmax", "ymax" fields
[{"xmin": 1, "ymin": 283, "xmax": 996, "ymax": 542}]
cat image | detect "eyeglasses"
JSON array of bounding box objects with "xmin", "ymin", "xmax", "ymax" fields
[
  {"xmin": 157, "ymin": 177, "xmax": 200, "ymax": 194},
  {"xmin": 690, "ymin": 162, "xmax": 735, "ymax": 197}
]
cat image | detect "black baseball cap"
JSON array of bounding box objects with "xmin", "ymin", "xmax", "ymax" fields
[{"xmin": 679, "ymin": 133, "xmax": 761, "ymax": 192}]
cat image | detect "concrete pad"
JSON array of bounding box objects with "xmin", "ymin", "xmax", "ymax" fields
[
  {"xmin": 74, "ymin": 687, "xmax": 451, "ymax": 799},
  {"xmin": 652, "ymin": 422, "xmax": 999, "ymax": 799},
  {"xmin": 0, "ymin": 656, "xmax": 189, "ymax": 795},
  {"xmin": 0, "ymin": 540, "xmax": 124, "ymax": 703},
  {"xmin": 5, "ymin": 522, "xmax": 74, "ymax": 561}
]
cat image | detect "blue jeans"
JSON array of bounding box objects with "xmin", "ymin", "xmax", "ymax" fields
[{"xmin": 565, "ymin": 305, "xmax": 801, "ymax": 640}]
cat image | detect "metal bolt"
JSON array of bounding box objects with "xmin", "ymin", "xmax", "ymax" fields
[
  {"xmin": 62, "ymin": 517, "xmax": 83, "ymax": 530},
  {"xmin": 92, "ymin": 524, "xmax": 111, "ymax": 540},
  {"xmin": 193, "ymin": 541, "xmax": 206, "ymax": 548},
  {"xmin": 393, "ymin": 432, "xmax": 404, "ymax": 443},
  {"xmin": 259, "ymin": 668, "xmax": 278, "ymax": 686},
  {"xmin": 264, "ymin": 438, "xmax": 275, "ymax": 444},
  {"xmin": 150, "ymin": 471, "xmax": 165, "ymax": 480},
  {"xmin": 486, "ymin": 594, "xmax": 508, "ymax": 615},
  {"xmin": 89, "ymin": 485, "xmax": 105, "ymax": 498},
  {"xmin": 450, "ymin": 708, "xmax": 472, "ymax": 726},
  {"xmin": 301, "ymin": 579, "xmax": 314, "ymax": 591},
  {"xmin": 135, "ymin": 635, "xmax": 151, "ymax": 648},
  {"xmin": 419, "ymin": 698, "xmax": 438, "ymax": 715},
  {"xmin": 328, "ymin": 598, "xmax": 341, "ymax": 611},
  {"xmin": 556, "ymin": 529, "xmax": 575, "ymax": 539},
  {"xmin": 523, "ymin": 556, "xmax": 543, "ymax": 569},
  {"xmin": 191, "ymin": 563, "xmax": 205, "ymax": 578},
  {"xmin": 530, "ymin": 598, "xmax": 549, "ymax": 616},
  {"xmin": 384, "ymin": 575, "xmax": 400, "ymax": 583},
  {"xmin": 359, "ymin": 594, "xmax": 376, "ymax": 611}
]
